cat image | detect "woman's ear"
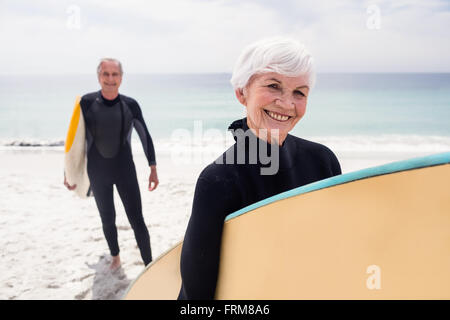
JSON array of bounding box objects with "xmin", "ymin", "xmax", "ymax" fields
[{"xmin": 235, "ymin": 88, "xmax": 247, "ymax": 106}]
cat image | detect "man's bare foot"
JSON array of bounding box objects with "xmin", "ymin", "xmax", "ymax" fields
[{"xmin": 110, "ymin": 255, "xmax": 121, "ymax": 271}]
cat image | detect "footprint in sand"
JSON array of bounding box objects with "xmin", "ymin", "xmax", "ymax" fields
[{"xmin": 75, "ymin": 289, "xmax": 90, "ymax": 300}]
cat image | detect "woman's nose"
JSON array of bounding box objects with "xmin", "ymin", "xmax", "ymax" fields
[{"xmin": 276, "ymin": 94, "xmax": 296, "ymax": 109}]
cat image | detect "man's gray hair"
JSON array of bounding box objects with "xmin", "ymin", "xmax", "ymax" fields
[
  {"xmin": 97, "ymin": 58, "xmax": 123, "ymax": 75},
  {"xmin": 230, "ymin": 37, "xmax": 316, "ymax": 90}
]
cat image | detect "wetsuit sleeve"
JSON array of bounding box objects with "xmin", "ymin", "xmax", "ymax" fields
[
  {"xmin": 311, "ymin": 140, "xmax": 342, "ymax": 177},
  {"xmin": 327, "ymin": 148, "xmax": 342, "ymax": 176},
  {"xmin": 178, "ymin": 170, "xmax": 236, "ymax": 300},
  {"xmin": 132, "ymin": 102, "xmax": 157, "ymax": 166}
]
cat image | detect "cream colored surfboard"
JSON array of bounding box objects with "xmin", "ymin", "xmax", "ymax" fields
[
  {"xmin": 124, "ymin": 152, "xmax": 450, "ymax": 300},
  {"xmin": 125, "ymin": 242, "xmax": 183, "ymax": 300},
  {"xmin": 64, "ymin": 96, "xmax": 91, "ymax": 198}
]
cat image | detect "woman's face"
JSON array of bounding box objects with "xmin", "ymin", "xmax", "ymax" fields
[{"xmin": 236, "ymin": 72, "xmax": 310, "ymax": 144}]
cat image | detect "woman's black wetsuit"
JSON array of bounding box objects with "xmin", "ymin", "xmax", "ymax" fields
[
  {"xmin": 178, "ymin": 118, "xmax": 342, "ymax": 299},
  {"xmin": 80, "ymin": 91, "xmax": 156, "ymax": 266}
]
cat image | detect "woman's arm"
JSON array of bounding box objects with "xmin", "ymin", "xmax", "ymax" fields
[
  {"xmin": 178, "ymin": 168, "xmax": 237, "ymax": 300},
  {"xmin": 329, "ymin": 149, "xmax": 342, "ymax": 176}
]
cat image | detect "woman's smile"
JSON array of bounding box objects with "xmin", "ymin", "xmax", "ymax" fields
[{"xmin": 263, "ymin": 109, "xmax": 293, "ymax": 122}]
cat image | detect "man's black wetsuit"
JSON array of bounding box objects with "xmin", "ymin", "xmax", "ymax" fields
[
  {"xmin": 80, "ymin": 91, "xmax": 156, "ymax": 266},
  {"xmin": 178, "ymin": 118, "xmax": 342, "ymax": 299}
]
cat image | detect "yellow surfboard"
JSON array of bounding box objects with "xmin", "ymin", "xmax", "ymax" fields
[
  {"xmin": 124, "ymin": 152, "xmax": 450, "ymax": 300},
  {"xmin": 64, "ymin": 96, "xmax": 91, "ymax": 198}
]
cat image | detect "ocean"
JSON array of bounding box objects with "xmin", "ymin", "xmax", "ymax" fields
[{"xmin": 1, "ymin": 73, "xmax": 449, "ymax": 154}]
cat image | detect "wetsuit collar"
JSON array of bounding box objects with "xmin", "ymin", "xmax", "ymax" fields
[{"xmin": 98, "ymin": 91, "xmax": 121, "ymax": 107}]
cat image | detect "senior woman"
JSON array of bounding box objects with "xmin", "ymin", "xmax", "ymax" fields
[{"xmin": 178, "ymin": 38, "xmax": 342, "ymax": 300}]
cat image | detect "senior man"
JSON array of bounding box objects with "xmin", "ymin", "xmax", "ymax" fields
[{"xmin": 64, "ymin": 58, "xmax": 158, "ymax": 269}]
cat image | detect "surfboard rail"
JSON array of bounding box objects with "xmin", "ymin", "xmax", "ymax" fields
[
  {"xmin": 225, "ymin": 151, "xmax": 450, "ymax": 222},
  {"xmin": 64, "ymin": 96, "xmax": 91, "ymax": 198}
]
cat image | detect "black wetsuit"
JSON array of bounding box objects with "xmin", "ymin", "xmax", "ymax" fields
[
  {"xmin": 178, "ymin": 118, "xmax": 342, "ymax": 299},
  {"xmin": 80, "ymin": 91, "xmax": 156, "ymax": 266}
]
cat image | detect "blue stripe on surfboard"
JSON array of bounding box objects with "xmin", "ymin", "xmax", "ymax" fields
[{"xmin": 225, "ymin": 151, "xmax": 450, "ymax": 222}]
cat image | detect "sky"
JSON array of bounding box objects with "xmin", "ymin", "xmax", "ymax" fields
[{"xmin": 0, "ymin": 0, "xmax": 449, "ymax": 74}]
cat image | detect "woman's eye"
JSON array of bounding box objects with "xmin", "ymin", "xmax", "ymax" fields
[
  {"xmin": 294, "ymin": 90, "xmax": 305, "ymax": 97},
  {"xmin": 268, "ymin": 83, "xmax": 280, "ymax": 89}
]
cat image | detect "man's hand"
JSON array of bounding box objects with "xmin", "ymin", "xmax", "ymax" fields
[
  {"xmin": 148, "ymin": 165, "xmax": 159, "ymax": 191},
  {"xmin": 64, "ymin": 174, "xmax": 77, "ymax": 190}
]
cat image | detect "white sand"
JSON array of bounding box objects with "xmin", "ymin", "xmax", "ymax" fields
[{"xmin": 0, "ymin": 148, "xmax": 437, "ymax": 300}]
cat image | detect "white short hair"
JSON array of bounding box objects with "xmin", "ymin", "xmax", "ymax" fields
[
  {"xmin": 97, "ymin": 58, "xmax": 123, "ymax": 75},
  {"xmin": 230, "ymin": 37, "xmax": 316, "ymax": 90}
]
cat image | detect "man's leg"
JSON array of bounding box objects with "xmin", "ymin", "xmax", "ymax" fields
[
  {"xmin": 115, "ymin": 168, "xmax": 152, "ymax": 266},
  {"xmin": 90, "ymin": 179, "xmax": 120, "ymax": 259}
]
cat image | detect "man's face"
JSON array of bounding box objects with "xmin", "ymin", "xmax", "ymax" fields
[{"xmin": 98, "ymin": 61, "xmax": 122, "ymax": 93}]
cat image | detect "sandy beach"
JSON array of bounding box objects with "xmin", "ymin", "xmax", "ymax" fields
[{"xmin": 0, "ymin": 147, "xmax": 441, "ymax": 300}]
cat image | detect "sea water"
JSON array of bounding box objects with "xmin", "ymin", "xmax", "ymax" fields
[{"xmin": 0, "ymin": 73, "xmax": 449, "ymax": 154}]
